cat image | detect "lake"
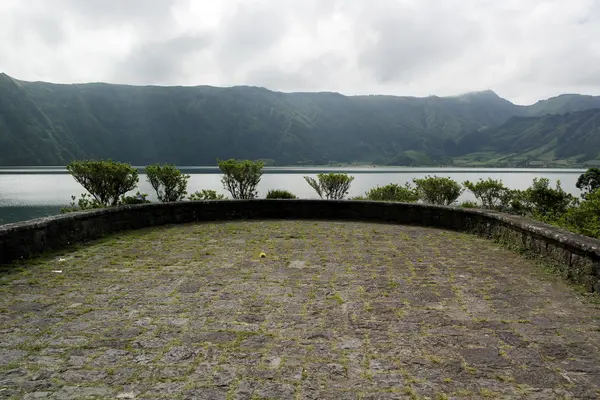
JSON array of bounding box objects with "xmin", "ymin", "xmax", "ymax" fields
[{"xmin": 0, "ymin": 167, "xmax": 586, "ymax": 225}]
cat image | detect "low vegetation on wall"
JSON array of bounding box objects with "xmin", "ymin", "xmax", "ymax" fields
[
  {"xmin": 266, "ymin": 189, "xmax": 297, "ymax": 199},
  {"xmin": 61, "ymin": 160, "xmax": 600, "ymax": 241}
]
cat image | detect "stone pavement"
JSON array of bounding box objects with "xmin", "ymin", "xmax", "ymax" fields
[{"xmin": 1, "ymin": 221, "xmax": 599, "ymax": 399}]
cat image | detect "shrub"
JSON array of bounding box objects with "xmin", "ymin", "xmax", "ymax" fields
[
  {"xmin": 188, "ymin": 189, "xmax": 226, "ymax": 201},
  {"xmin": 364, "ymin": 183, "xmax": 419, "ymax": 202},
  {"xmin": 218, "ymin": 159, "xmax": 264, "ymax": 199},
  {"xmin": 120, "ymin": 192, "xmax": 150, "ymax": 205},
  {"xmin": 60, "ymin": 193, "xmax": 104, "ymax": 213},
  {"xmin": 413, "ymin": 176, "xmax": 463, "ymax": 205},
  {"xmin": 146, "ymin": 164, "xmax": 190, "ymax": 202},
  {"xmin": 304, "ymin": 173, "xmax": 354, "ymax": 199},
  {"xmin": 460, "ymin": 200, "xmax": 479, "ymax": 208},
  {"xmin": 557, "ymin": 189, "xmax": 600, "ymax": 238},
  {"xmin": 61, "ymin": 190, "xmax": 150, "ymax": 213},
  {"xmin": 521, "ymin": 178, "xmax": 577, "ymax": 221},
  {"xmin": 503, "ymin": 189, "xmax": 529, "ymax": 216},
  {"xmin": 66, "ymin": 160, "xmax": 139, "ymax": 206},
  {"xmin": 266, "ymin": 189, "xmax": 297, "ymax": 199},
  {"xmin": 463, "ymin": 178, "xmax": 514, "ymax": 211},
  {"xmin": 576, "ymin": 168, "xmax": 600, "ymax": 199}
]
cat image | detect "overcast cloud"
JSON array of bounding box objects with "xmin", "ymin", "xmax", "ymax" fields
[{"xmin": 1, "ymin": 0, "xmax": 599, "ymax": 104}]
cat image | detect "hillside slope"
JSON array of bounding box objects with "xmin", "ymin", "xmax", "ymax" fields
[
  {"xmin": 525, "ymin": 94, "xmax": 600, "ymax": 116},
  {"xmin": 1, "ymin": 73, "xmax": 599, "ymax": 166},
  {"xmin": 454, "ymin": 108, "xmax": 600, "ymax": 167}
]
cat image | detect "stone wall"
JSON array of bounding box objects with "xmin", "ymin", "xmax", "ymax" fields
[{"xmin": 1, "ymin": 200, "xmax": 599, "ymax": 292}]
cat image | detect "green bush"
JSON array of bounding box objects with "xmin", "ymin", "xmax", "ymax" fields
[
  {"xmin": 266, "ymin": 189, "xmax": 297, "ymax": 199},
  {"xmin": 576, "ymin": 168, "xmax": 600, "ymax": 199},
  {"xmin": 146, "ymin": 164, "xmax": 190, "ymax": 202},
  {"xmin": 60, "ymin": 193, "xmax": 104, "ymax": 213},
  {"xmin": 188, "ymin": 189, "xmax": 226, "ymax": 201},
  {"xmin": 460, "ymin": 200, "xmax": 479, "ymax": 208},
  {"xmin": 66, "ymin": 160, "xmax": 139, "ymax": 206},
  {"xmin": 120, "ymin": 192, "xmax": 150, "ymax": 205},
  {"xmin": 556, "ymin": 189, "xmax": 600, "ymax": 238},
  {"xmin": 218, "ymin": 159, "xmax": 264, "ymax": 199},
  {"xmin": 413, "ymin": 175, "xmax": 463, "ymax": 205},
  {"xmin": 61, "ymin": 191, "xmax": 150, "ymax": 213},
  {"xmin": 463, "ymin": 178, "xmax": 514, "ymax": 211},
  {"xmin": 364, "ymin": 183, "xmax": 419, "ymax": 202},
  {"xmin": 520, "ymin": 178, "xmax": 577, "ymax": 221},
  {"xmin": 503, "ymin": 189, "xmax": 528, "ymax": 216},
  {"xmin": 304, "ymin": 173, "xmax": 354, "ymax": 199}
]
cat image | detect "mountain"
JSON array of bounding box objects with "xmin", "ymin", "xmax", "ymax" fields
[
  {"xmin": 0, "ymin": 72, "xmax": 599, "ymax": 166},
  {"xmin": 454, "ymin": 108, "xmax": 600, "ymax": 167},
  {"xmin": 0, "ymin": 74, "xmax": 79, "ymax": 165},
  {"xmin": 525, "ymin": 94, "xmax": 600, "ymax": 116}
]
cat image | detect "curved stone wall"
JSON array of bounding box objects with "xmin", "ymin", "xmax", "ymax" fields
[{"xmin": 1, "ymin": 200, "xmax": 599, "ymax": 292}]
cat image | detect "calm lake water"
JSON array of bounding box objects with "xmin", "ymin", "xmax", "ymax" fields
[{"xmin": 0, "ymin": 167, "xmax": 586, "ymax": 225}]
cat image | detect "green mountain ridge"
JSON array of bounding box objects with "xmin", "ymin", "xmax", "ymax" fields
[
  {"xmin": 1, "ymin": 72, "xmax": 599, "ymax": 166},
  {"xmin": 525, "ymin": 94, "xmax": 600, "ymax": 116},
  {"xmin": 453, "ymin": 108, "xmax": 600, "ymax": 167}
]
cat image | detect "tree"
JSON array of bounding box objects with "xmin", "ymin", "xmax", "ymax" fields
[
  {"xmin": 364, "ymin": 183, "xmax": 419, "ymax": 202},
  {"xmin": 218, "ymin": 159, "xmax": 264, "ymax": 199},
  {"xmin": 66, "ymin": 160, "xmax": 138, "ymax": 206},
  {"xmin": 413, "ymin": 175, "xmax": 463, "ymax": 205},
  {"xmin": 266, "ymin": 189, "xmax": 297, "ymax": 199},
  {"xmin": 145, "ymin": 164, "xmax": 190, "ymax": 202},
  {"xmin": 576, "ymin": 168, "xmax": 600, "ymax": 198},
  {"xmin": 304, "ymin": 173, "xmax": 354, "ymax": 199},
  {"xmin": 463, "ymin": 178, "xmax": 513, "ymax": 210}
]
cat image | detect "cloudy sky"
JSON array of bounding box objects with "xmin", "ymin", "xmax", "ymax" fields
[{"xmin": 1, "ymin": 0, "xmax": 599, "ymax": 104}]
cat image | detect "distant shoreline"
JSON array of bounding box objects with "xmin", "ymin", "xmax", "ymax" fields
[{"xmin": 0, "ymin": 165, "xmax": 587, "ymax": 175}]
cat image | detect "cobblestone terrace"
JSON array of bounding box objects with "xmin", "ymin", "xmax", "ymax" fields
[{"xmin": 1, "ymin": 221, "xmax": 600, "ymax": 399}]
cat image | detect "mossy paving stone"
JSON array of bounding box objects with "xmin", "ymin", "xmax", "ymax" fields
[{"xmin": 1, "ymin": 220, "xmax": 599, "ymax": 399}]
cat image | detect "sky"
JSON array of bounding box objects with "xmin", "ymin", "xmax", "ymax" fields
[{"xmin": 1, "ymin": 0, "xmax": 599, "ymax": 104}]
